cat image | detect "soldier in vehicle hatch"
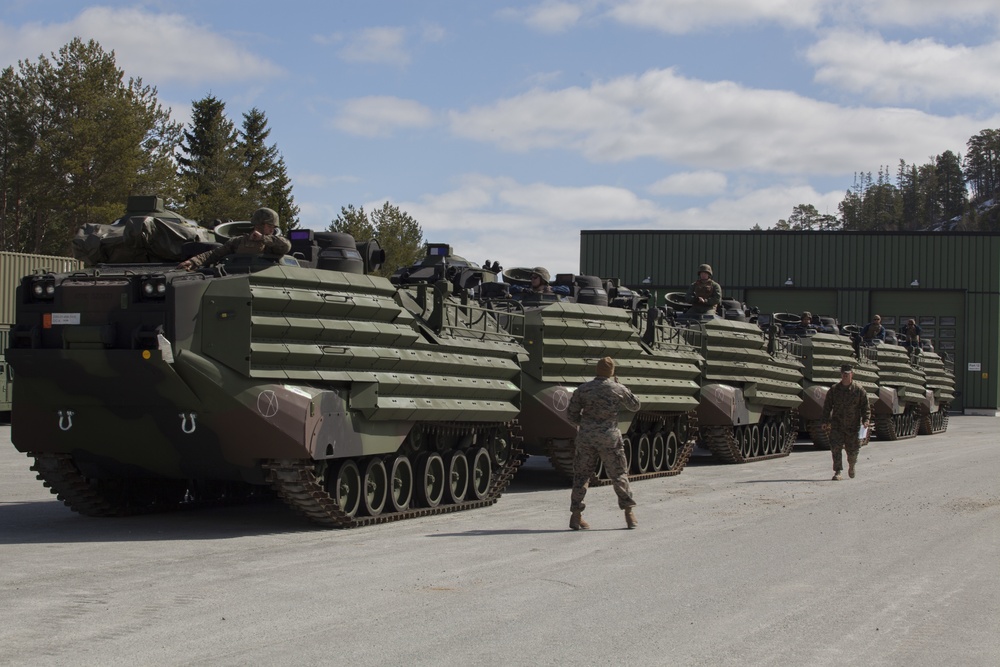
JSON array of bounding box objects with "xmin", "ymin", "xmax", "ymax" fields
[
  {"xmin": 683, "ymin": 263, "xmax": 722, "ymax": 317},
  {"xmin": 509, "ymin": 267, "xmax": 571, "ymax": 297},
  {"xmin": 901, "ymin": 318, "xmax": 922, "ymax": 348},
  {"xmin": 566, "ymin": 356, "xmax": 640, "ymax": 531},
  {"xmin": 821, "ymin": 363, "xmax": 871, "ymax": 481},
  {"xmin": 178, "ymin": 208, "xmax": 291, "ymax": 271},
  {"xmin": 859, "ymin": 315, "xmax": 886, "ymax": 344}
]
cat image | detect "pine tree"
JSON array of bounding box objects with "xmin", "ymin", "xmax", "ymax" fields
[
  {"xmin": 965, "ymin": 129, "xmax": 1000, "ymax": 204},
  {"xmin": 177, "ymin": 95, "xmax": 246, "ymax": 225},
  {"xmin": 330, "ymin": 202, "xmax": 423, "ymax": 277},
  {"xmin": 239, "ymin": 108, "xmax": 299, "ymax": 231},
  {"xmin": 935, "ymin": 150, "xmax": 967, "ymax": 223},
  {"xmin": 0, "ymin": 38, "xmax": 180, "ymax": 253}
]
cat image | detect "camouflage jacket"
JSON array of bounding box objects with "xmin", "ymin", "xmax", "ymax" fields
[
  {"xmin": 822, "ymin": 381, "xmax": 871, "ymax": 430},
  {"xmin": 188, "ymin": 233, "xmax": 292, "ymax": 268},
  {"xmin": 567, "ymin": 377, "xmax": 641, "ymax": 437},
  {"xmin": 861, "ymin": 323, "xmax": 886, "ymax": 341},
  {"xmin": 685, "ymin": 279, "xmax": 722, "ymax": 312},
  {"xmin": 902, "ymin": 323, "xmax": 922, "ymax": 343}
]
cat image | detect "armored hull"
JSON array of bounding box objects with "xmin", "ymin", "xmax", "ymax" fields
[
  {"xmin": 868, "ymin": 343, "xmax": 926, "ymax": 441},
  {"xmin": 8, "ymin": 249, "xmax": 525, "ymax": 527},
  {"xmin": 511, "ymin": 296, "xmax": 702, "ymax": 485},
  {"xmin": 679, "ymin": 318, "xmax": 804, "ymax": 463},
  {"xmin": 792, "ymin": 332, "xmax": 878, "ymax": 449},
  {"xmin": 913, "ymin": 350, "xmax": 956, "ymax": 435}
]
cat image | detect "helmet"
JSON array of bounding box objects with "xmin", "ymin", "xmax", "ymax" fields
[
  {"xmin": 697, "ymin": 263, "xmax": 713, "ymax": 277},
  {"xmin": 251, "ymin": 207, "xmax": 280, "ymax": 228},
  {"xmin": 531, "ymin": 267, "xmax": 551, "ymax": 284},
  {"xmin": 801, "ymin": 311, "xmax": 812, "ymax": 319}
]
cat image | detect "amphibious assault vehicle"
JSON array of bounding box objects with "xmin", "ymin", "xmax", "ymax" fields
[
  {"xmin": 845, "ymin": 333, "xmax": 927, "ymax": 441},
  {"xmin": 660, "ymin": 294, "xmax": 804, "ymax": 463},
  {"xmin": 6, "ymin": 199, "xmax": 525, "ymax": 527},
  {"xmin": 767, "ymin": 313, "xmax": 878, "ymax": 449},
  {"xmin": 487, "ymin": 270, "xmax": 703, "ymax": 485},
  {"xmin": 913, "ymin": 349, "xmax": 956, "ymax": 434}
]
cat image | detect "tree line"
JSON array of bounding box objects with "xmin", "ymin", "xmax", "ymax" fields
[
  {"xmin": 768, "ymin": 131, "xmax": 1000, "ymax": 232},
  {"xmin": 0, "ymin": 38, "xmax": 301, "ymax": 254}
]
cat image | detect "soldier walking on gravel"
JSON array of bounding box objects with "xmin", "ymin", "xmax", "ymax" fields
[
  {"xmin": 822, "ymin": 363, "xmax": 871, "ymax": 480},
  {"xmin": 567, "ymin": 357, "xmax": 641, "ymax": 530}
]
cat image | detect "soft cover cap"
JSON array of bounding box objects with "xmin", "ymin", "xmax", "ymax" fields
[{"xmin": 596, "ymin": 356, "xmax": 615, "ymax": 378}]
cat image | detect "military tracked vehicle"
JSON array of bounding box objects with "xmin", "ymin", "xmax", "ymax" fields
[
  {"xmin": 474, "ymin": 270, "xmax": 703, "ymax": 485},
  {"xmin": 912, "ymin": 348, "xmax": 955, "ymax": 434},
  {"xmin": 842, "ymin": 329, "xmax": 926, "ymax": 441},
  {"xmin": 6, "ymin": 202, "xmax": 525, "ymax": 527},
  {"xmin": 766, "ymin": 312, "xmax": 877, "ymax": 449},
  {"xmin": 661, "ymin": 294, "xmax": 804, "ymax": 463}
]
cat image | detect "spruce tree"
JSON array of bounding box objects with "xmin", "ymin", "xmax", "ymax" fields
[
  {"xmin": 177, "ymin": 95, "xmax": 246, "ymax": 225},
  {"xmin": 239, "ymin": 108, "xmax": 299, "ymax": 231},
  {"xmin": 0, "ymin": 38, "xmax": 180, "ymax": 253}
]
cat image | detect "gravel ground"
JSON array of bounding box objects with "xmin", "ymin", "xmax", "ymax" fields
[{"xmin": 1, "ymin": 418, "xmax": 997, "ymax": 667}]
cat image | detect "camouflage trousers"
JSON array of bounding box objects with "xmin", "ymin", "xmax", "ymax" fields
[
  {"xmin": 829, "ymin": 428, "xmax": 860, "ymax": 472},
  {"xmin": 570, "ymin": 435, "xmax": 635, "ymax": 512}
]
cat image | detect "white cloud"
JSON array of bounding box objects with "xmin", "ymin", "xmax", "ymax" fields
[
  {"xmin": 649, "ymin": 171, "xmax": 728, "ymax": 196},
  {"xmin": 449, "ymin": 68, "xmax": 1000, "ymax": 175},
  {"xmin": 0, "ymin": 7, "xmax": 282, "ymax": 84},
  {"xmin": 506, "ymin": 0, "xmax": 1000, "ymax": 34},
  {"xmin": 420, "ymin": 23, "xmax": 447, "ymax": 43},
  {"xmin": 295, "ymin": 172, "xmax": 360, "ymax": 188},
  {"xmin": 808, "ymin": 30, "xmax": 1000, "ymax": 104},
  {"xmin": 332, "ymin": 96, "xmax": 436, "ymax": 137},
  {"xmin": 381, "ymin": 175, "xmax": 845, "ymax": 275},
  {"xmin": 606, "ymin": 0, "xmax": 823, "ymax": 33},
  {"xmin": 523, "ymin": 2, "xmax": 587, "ymax": 33},
  {"xmin": 664, "ymin": 183, "xmax": 845, "ymax": 229},
  {"xmin": 836, "ymin": 0, "xmax": 1000, "ymax": 28},
  {"xmin": 338, "ymin": 27, "xmax": 410, "ymax": 66},
  {"xmin": 497, "ymin": 182, "xmax": 662, "ymax": 221}
]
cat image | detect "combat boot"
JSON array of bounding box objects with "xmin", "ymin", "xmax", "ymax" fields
[
  {"xmin": 624, "ymin": 507, "xmax": 638, "ymax": 529},
  {"xmin": 569, "ymin": 511, "xmax": 589, "ymax": 531},
  {"xmin": 832, "ymin": 471, "xmax": 842, "ymax": 481},
  {"xmin": 848, "ymin": 461, "xmax": 856, "ymax": 478}
]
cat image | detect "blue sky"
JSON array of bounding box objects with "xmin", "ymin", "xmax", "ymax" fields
[{"xmin": 3, "ymin": 1, "xmax": 1000, "ymax": 275}]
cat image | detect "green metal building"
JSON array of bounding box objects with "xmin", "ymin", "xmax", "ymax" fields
[
  {"xmin": 1, "ymin": 251, "xmax": 82, "ymax": 415},
  {"xmin": 580, "ymin": 230, "xmax": 1000, "ymax": 414}
]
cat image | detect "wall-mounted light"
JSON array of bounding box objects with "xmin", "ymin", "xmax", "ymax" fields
[
  {"xmin": 784, "ymin": 278, "xmax": 794, "ymax": 286},
  {"xmin": 910, "ymin": 279, "xmax": 920, "ymax": 287}
]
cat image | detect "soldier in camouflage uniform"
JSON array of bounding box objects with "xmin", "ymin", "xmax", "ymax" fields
[
  {"xmin": 822, "ymin": 363, "xmax": 871, "ymax": 480},
  {"xmin": 178, "ymin": 208, "xmax": 291, "ymax": 270},
  {"xmin": 567, "ymin": 356, "xmax": 641, "ymax": 530},
  {"xmin": 683, "ymin": 263, "xmax": 722, "ymax": 318}
]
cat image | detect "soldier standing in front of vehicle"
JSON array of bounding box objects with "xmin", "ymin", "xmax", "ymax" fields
[
  {"xmin": 178, "ymin": 207, "xmax": 291, "ymax": 271},
  {"xmin": 684, "ymin": 263, "xmax": 722, "ymax": 318},
  {"xmin": 822, "ymin": 363, "xmax": 871, "ymax": 481},
  {"xmin": 566, "ymin": 357, "xmax": 641, "ymax": 530}
]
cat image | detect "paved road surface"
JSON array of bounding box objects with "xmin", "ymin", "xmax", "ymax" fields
[{"xmin": 1, "ymin": 419, "xmax": 997, "ymax": 666}]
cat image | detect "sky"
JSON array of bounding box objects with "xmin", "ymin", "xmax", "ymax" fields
[{"xmin": 2, "ymin": 1, "xmax": 1000, "ymax": 275}]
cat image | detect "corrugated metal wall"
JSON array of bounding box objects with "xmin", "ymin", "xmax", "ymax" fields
[
  {"xmin": 1, "ymin": 252, "xmax": 82, "ymax": 324},
  {"xmin": 580, "ymin": 231, "xmax": 1000, "ymax": 412}
]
